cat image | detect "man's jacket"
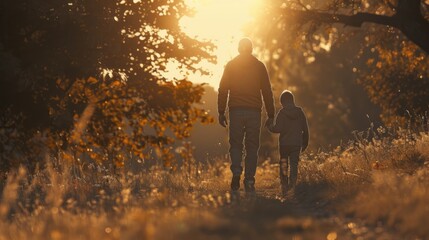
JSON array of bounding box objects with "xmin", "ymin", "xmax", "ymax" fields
[{"xmin": 218, "ymin": 54, "xmax": 275, "ymax": 118}]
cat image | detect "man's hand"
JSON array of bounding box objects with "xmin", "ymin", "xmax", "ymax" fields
[
  {"xmin": 264, "ymin": 118, "xmax": 274, "ymax": 129},
  {"xmin": 218, "ymin": 114, "xmax": 227, "ymax": 128}
]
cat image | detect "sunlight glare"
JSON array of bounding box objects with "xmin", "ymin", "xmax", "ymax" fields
[
  {"xmin": 181, "ymin": 0, "xmax": 256, "ymax": 41},
  {"xmin": 174, "ymin": 0, "xmax": 261, "ymax": 87}
]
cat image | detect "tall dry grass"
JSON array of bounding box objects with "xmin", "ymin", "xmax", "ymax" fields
[
  {"xmin": 0, "ymin": 156, "xmax": 232, "ymax": 240},
  {"xmin": 0, "ymin": 127, "xmax": 428, "ymax": 239},
  {"xmin": 297, "ymin": 128, "xmax": 429, "ymax": 238}
]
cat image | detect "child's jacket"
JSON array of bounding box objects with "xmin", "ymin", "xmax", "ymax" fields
[{"xmin": 270, "ymin": 103, "xmax": 309, "ymax": 148}]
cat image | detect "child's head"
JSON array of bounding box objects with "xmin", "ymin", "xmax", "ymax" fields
[{"xmin": 280, "ymin": 90, "xmax": 294, "ymax": 106}]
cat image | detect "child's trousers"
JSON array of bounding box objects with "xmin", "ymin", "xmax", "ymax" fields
[{"xmin": 279, "ymin": 145, "xmax": 301, "ymax": 187}]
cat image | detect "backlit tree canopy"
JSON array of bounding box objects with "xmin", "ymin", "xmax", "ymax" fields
[
  {"xmin": 265, "ymin": 0, "xmax": 429, "ymax": 53},
  {"xmin": 251, "ymin": 0, "xmax": 428, "ymax": 133},
  {"xmin": 0, "ymin": 0, "xmax": 214, "ymax": 169}
]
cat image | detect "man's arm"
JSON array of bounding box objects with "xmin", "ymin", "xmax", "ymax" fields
[
  {"xmin": 260, "ymin": 63, "xmax": 275, "ymax": 119},
  {"xmin": 218, "ymin": 63, "xmax": 231, "ymax": 115},
  {"xmin": 218, "ymin": 63, "xmax": 230, "ymax": 127},
  {"xmin": 268, "ymin": 112, "xmax": 284, "ymax": 133}
]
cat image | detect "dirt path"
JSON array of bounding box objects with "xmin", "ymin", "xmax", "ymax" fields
[{"xmin": 178, "ymin": 185, "xmax": 396, "ymax": 240}]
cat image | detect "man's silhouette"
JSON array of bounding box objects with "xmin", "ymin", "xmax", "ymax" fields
[{"xmin": 218, "ymin": 38, "xmax": 275, "ymax": 192}]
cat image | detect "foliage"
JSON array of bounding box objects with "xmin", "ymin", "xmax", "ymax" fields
[
  {"xmin": 0, "ymin": 0, "xmax": 214, "ymax": 169},
  {"xmin": 247, "ymin": 0, "xmax": 428, "ymax": 145},
  {"xmin": 359, "ymin": 41, "xmax": 429, "ymax": 125}
]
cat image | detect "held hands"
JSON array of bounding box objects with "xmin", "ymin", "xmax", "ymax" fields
[
  {"xmin": 265, "ymin": 118, "xmax": 274, "ymax": 130},
  {"xmin": 218, "ymin": 114, "xmax": 227, "ymax": 128}
]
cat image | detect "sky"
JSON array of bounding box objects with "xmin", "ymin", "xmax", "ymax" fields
[{"xmin": 174, "ymin": 0, "xmax": 261, "ymax": 88}]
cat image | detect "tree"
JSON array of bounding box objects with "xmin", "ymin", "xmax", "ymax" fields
[
  {"xmin": 281, "ymin": 0, "xmax": 429, "ymax": 54},
  {"xmin": 0, "ymin": 0, "xmax": 214, "ymax": 170},
  {"xmin": 248, "ymin": 0, "xmax": 428, "ymax": 137},
  {"xmin": 359, "ymin": 41, "xmax": 429, "ymax": 125}
]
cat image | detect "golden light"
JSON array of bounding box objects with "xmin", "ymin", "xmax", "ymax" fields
[{"xmin": 168, "ymin": 0, "xmax": 262, "ymax": 87}]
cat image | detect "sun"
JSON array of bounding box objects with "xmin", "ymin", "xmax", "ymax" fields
[
  {"xmin": 178, "ymin": 0, "xmax": 262, "ymax": 87},
  {"xmin": 180, "ymin": 0, "xmax": 256, "ymax": 41}
]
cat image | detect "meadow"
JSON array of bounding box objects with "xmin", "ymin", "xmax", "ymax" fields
[{"xmin": 1, "ymin": 126, "xmax": 428, "ymax": 240}]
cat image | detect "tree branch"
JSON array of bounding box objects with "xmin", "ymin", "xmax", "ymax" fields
[
  {"xmin": 282, "ymin": 1, "xmax": 429, "ymax": 54},
  {"xmin": 284, "ymin": 9, "xmax": 398, "ymax": 28}
]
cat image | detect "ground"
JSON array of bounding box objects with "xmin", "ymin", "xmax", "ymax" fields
[{"xmin": 174, "ymin": 180, "xmax": 396, "ymax": 240}]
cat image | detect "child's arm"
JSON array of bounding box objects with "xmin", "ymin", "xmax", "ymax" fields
[{"xmin": 302, "ymin": 111, "xmax": 310, "ymax": 151}]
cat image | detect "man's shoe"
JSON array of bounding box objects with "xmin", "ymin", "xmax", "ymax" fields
[
  {"xmin": 230, "ymin": 175, "xmax": 240, "ymax": 191},
  {"xmin": 244, "ymin": 179, "xmax": 255, "ymax": 193}
]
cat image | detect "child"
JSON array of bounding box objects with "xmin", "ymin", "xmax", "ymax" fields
[{"xmin": 268, "ymin": 90, "xmax": 309, "ymax": 194}]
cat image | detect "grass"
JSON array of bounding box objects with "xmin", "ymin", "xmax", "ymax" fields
[
  {"xmin": 297, "ymin": 128, "xmax": 429, "ymax": 238},
  {"xmin": 1, "ymin": 128, "xmax": 429, "ymax": 239},
  {"xmin": 0, "ymin": 157, "xmax": 232, "ymax": 240}
]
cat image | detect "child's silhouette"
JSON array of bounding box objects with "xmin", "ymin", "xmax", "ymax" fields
[{"xmin": 268, "ymin": 90, "xmax": 309, "ymax": 194}]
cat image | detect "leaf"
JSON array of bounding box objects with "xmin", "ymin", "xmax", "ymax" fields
[
  {"xmin": 87, "ymin": 77, "xmax": 98, "ymax": 84},
  {"xmin": 111, "ymin": 81, "xmax": 122, "ymax": 87}
]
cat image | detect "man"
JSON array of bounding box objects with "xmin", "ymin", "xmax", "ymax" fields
[{"xmin": 218, "ymin": 38, "xmax": 275, "ymax": 192}]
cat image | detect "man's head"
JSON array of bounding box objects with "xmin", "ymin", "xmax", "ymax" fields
[
  {"xmin": 280, "ymin": 90, "xmax": 295, "ymax": 106},
  {"xmin": 238, "ymin": 38, "xmax": 253, "ymax": 55}
]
